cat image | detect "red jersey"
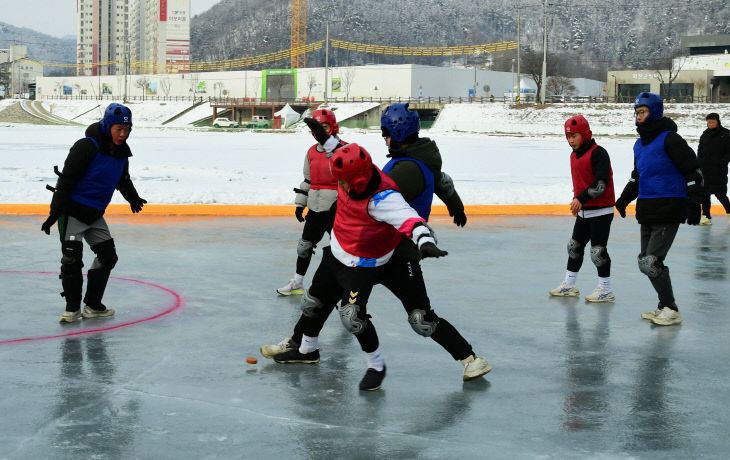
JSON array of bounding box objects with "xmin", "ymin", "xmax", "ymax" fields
[
  {"xmin": 307, "ymin": 144, "xmax": 339, "ymax": 190},
  {"xmin": 571, "ymin": 144, "xmax": 615, "ymax": 207}
]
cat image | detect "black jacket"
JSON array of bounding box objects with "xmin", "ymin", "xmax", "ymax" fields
[
  {"xmin": 617, "ymin": 117, "xmax": 702, "ymax": 224},
  {"xmin": 50, "ymin": 122, "xmax": 141, "ymax": 224},
  {"xmin": 697, "ymin": 125, "xmax": 730, "ymax": 192}
]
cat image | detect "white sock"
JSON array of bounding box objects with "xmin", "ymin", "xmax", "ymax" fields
[
  {"xmin": 299, "ymin": 334, "xmax": 318, "ymax": 354},
  {"xmin": 598, "ymin": 276, "xmax": 611, "ymax": 292},
  {"xmin": 294, "ymin": 274, "xmax": 304, "ymax": 284},
  {"xmin": 563, "ymin": 271, "xmax": 579, "ymax": 287},
  {"xmin": 366, "ymin": 347, "xmax": 385, "ymax": 372}
]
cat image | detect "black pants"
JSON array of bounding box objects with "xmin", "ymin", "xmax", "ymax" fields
[
  {"xmin": 567, "ymin": 213, "xmax": 613, "ymax": 277},
  {"xmin": 296, "ymin": 210, "xmax": 333, "ymax": 276},
  {"xmin": 701, "ymin": 191, "xmax": 730, "ymax": 218},
  {"xmin": 293, "ymin": 247, "xmax": 474, "ymax": 361},
  {"xmin": 639, "ymin": 223, "xmax": 679, "ymax": 309}
]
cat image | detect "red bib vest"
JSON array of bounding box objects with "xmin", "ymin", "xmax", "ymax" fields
[
  {"xmin": 333, "ymin": 169, "xmax": 404, "ymax": 259},
  {"xmin": 571, "ymin": 144, "xmax": 615, "ymax": 207},
  {"xmin": 307, "ymin": 143, "xmax": 339, "ymax": 190}
]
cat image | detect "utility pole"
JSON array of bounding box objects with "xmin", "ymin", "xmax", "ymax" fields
[
  {"xmin": 517, "ymin": 7, "xmax": 521, "ymax": 103},
  {"xmin": 540, "ymin": 0, "xmax": 547, "ymax": 104},
  {"xmin": 124, "ymin": 31, "xmax": 129, "ymax": 103},
  {"xmin": 324, "ymin": 23, "xmax": 329, "ymax": 103}
]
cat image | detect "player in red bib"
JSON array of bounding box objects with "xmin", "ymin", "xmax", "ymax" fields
[{"xmin": 549, "ymin": 115, "xmax": 616, "ymax": 302}]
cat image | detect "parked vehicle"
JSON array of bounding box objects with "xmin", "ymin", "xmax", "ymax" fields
[
  {"xmin": 245, "ymin": 115, "xmax": 270, "ymax": 129},
  {"xmin": 213, "ymin": 117, "xmax": 239, "ymax": 128}
]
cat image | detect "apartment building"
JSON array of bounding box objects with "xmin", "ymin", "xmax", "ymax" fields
[
  {"xmin": 76, "ymin": 0, "xmax": 129, "ymax": 76},
  {"xmin": 131, "ymin": 0, "xmax": 190, "ymax": 74}
]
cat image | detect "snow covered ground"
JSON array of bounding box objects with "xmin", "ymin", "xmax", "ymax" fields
[{"xmin": 0, "ymin": 99, "xmax": 725, "ymax": 206}]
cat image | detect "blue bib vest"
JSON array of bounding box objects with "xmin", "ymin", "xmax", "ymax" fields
[
  {"xmin": 382, "ymin": 157, "xmax": 435, "ymax": 220},
  {"xmin": 69, "ymin": 137, "xmax": 127, "ymax": 210},
  {"xmin": 634, "ymin": 131, "xmax": 686, "ymax": 199}
]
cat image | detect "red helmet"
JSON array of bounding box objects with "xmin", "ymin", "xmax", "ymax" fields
[
  {"xmin": 564, "ymin": 114, "xmax": 592, "ymax": 142},
  {"xmin": 329, "ymin": 143, "xmax": 373, "ymax": 194},
  {"xmin": 312, "ymin": 108, "xmax": 339, "ymax": 136}
]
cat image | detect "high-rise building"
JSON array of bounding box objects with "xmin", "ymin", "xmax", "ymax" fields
[
  {"xmin": 76, "ymin": 0, "xmax": 129, "ymax": 77},
  {"xmin": 130, "ymin": 0, "xmax": 190, "ymax": 74}
]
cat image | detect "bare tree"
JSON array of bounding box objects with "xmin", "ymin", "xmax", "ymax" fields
[
  {"xmin": 188, "ymin": 74, "xmax": 200, "ymax": 100},
  {"xmin": 694, "ymin": 78, "xmax": 707, "ymax": 102},
  {"xmin": 342, "ymin": 68, "xmax": 356, "ymax": 99},
  {"xmin": 306, "ymin": 73, "xmax": 317, "ymax": 100},
  {"xmin": 160, "ymin": 77, "xmax": 172, "ymax": 98},
  {"xmin": 652, "ymin": 50, "xmax": 687, "ymax": 101},
  {"xmin": 546, "ymin": 76, "xmax": 576, "ymax": 96},
  {"xmin": 135, "ymin": 77, "xmax": 149, "ymax": 101},
  {"xmin": 520, "ymin": 48, "xmax": 556, "ymax": 104}
]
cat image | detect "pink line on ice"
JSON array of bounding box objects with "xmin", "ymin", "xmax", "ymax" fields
[{"xmin": 0, "ymin": 270, "xmax": 183, "ymax": 345}]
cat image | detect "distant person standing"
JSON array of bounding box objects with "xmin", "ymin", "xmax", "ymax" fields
[
  {"xmin": 697, "ymin": 113, "xmax": 730, "ymax": 225},
  {"xmin": 549, "ymin": 115, "xmax": 616, "ymax": 302},
  {"xmin": 277, "ymin": 109, "xmax": 346, "ymax": 295},
  {"xmin": 614, "ymin": 92, "xmax": 703, "ymax": 326},
  {"xmin": 42, "ymin": 103, "xmax": 146, "ymax": 323}
]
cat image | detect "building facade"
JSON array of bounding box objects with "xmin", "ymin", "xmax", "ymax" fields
[
  {"xmin": 0, "ymin": 45, "xmax": 43, "ymax": 97},
  {"xmin": 76, "ymin": 0, "xmax": 130, "ymax": 76},
  {"xmin": 131, "ymin": 0, "xmax": 190, "ymax": 74}
]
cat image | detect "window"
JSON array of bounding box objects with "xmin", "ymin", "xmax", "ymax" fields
[
  {"xmin": 617, "ymin": 84, "xmax": 650, "ymax": 102},
  {"xmin": 660, "ymin": 83, "xmax": 694, "ymax": 102}
]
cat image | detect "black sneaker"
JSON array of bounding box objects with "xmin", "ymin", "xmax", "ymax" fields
[
  {"xmin": 273, "ymin": 348, "xmax": 320, "ymax": 364},
  {"xmin": 359, "ymin": 366, "xmax": 386, "ymax": 391}
]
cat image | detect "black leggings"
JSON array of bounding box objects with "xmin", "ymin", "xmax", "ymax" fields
[
  {"xmin": 567, "ymin": 213, "xmax": 613, "ymax": 277},
  {"xmin": 701, "ymin": 193, "xmax": 730, "ymax": 217}
]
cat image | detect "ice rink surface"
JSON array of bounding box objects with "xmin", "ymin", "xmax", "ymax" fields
[{"xmin": 1, "ymin": 214, "xmax": 729, "ymax": 459}]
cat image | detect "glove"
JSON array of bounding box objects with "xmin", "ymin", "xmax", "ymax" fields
[
  {"xmin": 129, "ymin": 197, "xmax": 147, "ymax": 213},
  {"xmin": 686, "ymin": 199, "xmax": 701, "ymax": 225},
  {"xmin": 295, "ymin": 206, "xmax": 305, "ymax": 222},
  {"xmin": 615, "ymin": 197, "xmax": 628, "ymax": 218},
  {"xmin": 41, "ymin": 214, "xmax": 59, "ymax": 235},
  {"xmin": 420, "ymin": 242, "xmax": 448, "ymax": 259},
  {"xmin": 452, "ymin": 210, "xmax": 467, "ymax": 227},
  {"xmin": 303, "ymin": 117, "xmax": 330, "ymax": 146}
]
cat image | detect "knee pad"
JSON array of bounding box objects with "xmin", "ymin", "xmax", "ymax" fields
[
  {"xmin": 408, "ymin": 309, "xmax": 439, "ymax": 337},
  {"xmin": 297, "ymin": 238, "xmax": 315, "ymax": 259},
  {"xmin": 300, "ymin": 291, "xmax": 324, "ymax": 318},
  {"xmin": 568, "ymin": 239, "xmax": 584, "ymax": 260},
  {"xmin": 91, "ymin": 239, "xmax": 117, "ymax": 270},
  {"xmin": 61, "ymin": 240, "xmax": 84, "ymax": 273},
  {"xmin": 590, "ymin": 246, "xmax": 610, "ymax": 267},
  {"xmin": 338, "ymin": 302, "xmax": 368, "ymax": 335},
  {"xmin": 638, "ymin": 254, "xmax": 662, "ymax": 278}
]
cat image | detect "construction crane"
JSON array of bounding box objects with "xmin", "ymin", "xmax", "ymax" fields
[{"xmin": 290, "ymin": 0, "xmax": 307, "ymax": 69}]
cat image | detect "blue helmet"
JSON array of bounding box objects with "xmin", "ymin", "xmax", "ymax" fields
[
  {"xmin": 381, "ymin": 103, "xmax": 420, "ymax": 149},
  {"xmin": 634, "ymin": 92, "xmax": 663, "ymax": 124},
  {"xmin": 99, "ymin": 103, "xmax": 133, "ymax": 138}
]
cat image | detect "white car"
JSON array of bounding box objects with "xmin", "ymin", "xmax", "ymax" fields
[{"xmin": 213, "ymin": 117, "xmax": 239, "ymax": 128}]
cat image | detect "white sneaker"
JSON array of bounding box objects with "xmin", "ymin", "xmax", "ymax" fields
[
  {"xmin": 260, "ymin": 337, "xmax": 298, "ymax": 359},
  {"xmin": 699, "ymin": 215, "xmax": 712, "ymax": 226},
  {"xmin": 276, "ymin": 278, "xmax": 304, "ymax": 296},
  {"xmin": 549, "ymin": 283, "xmax": 580, "ymax": 297},
  {"xmin": 650, "ymin": 307, "xmax": 682, "ymax": 326},
  {"xmin": 461, "ymin": 355, "xmax": 492, "ymax": 381},
  {"xmin": 82, "ymin": 305, "xmax": 115, "ymax": 318},
  {"xmin": 59, "ymin": 310, "xmax": 81, "ymax": 323},
  {"xmin": 585, "ymin": 286, "xmax": 615, "ymax": 303},
  {"xmin": 641, "ymin": 308, "xmax": 662, "ymax": 320}
]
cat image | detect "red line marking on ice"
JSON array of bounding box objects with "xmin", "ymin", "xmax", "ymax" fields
[{"xmin": 0, "ymin": 270, "xmax": 183, "ymax": 345}]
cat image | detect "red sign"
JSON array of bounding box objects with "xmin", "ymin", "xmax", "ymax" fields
[{"xmin": 160, "ymin": 0, "xmax": 167, "ymax": 21}]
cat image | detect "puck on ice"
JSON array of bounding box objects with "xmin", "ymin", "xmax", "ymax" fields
[{"xmin": 246, "ymin": 356, "xmax": 258, "ymax": 364}]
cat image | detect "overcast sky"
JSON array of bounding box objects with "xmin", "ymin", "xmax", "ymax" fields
[{"xmin": 0, "ymin": 0, "xmax": 221, "ymax": 39}]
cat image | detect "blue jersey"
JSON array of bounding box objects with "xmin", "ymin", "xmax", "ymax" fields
[
  {"xmin": 69, "ymin": 137, "xmax": 127, "ymax": 210},
  {"xmin": 634, "ymin": 131, "xmax": 686, "ymax": 199},
  {"xmin": 382, "ymin": 157, "xmax": 435, "ymax": 220}
]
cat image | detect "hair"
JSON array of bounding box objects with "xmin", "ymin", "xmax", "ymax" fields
[{"xmin": 706, "ymin": 113, "xmax": 720, "ymax": 121}]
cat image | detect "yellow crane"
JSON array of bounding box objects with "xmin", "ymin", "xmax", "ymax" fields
[{"xmin": 290, "ymin": 0, "xmax": 307, "ymax": 68}]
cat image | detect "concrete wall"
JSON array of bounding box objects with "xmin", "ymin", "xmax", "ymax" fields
[{"xmin": 607, "ymin": 69, "xmax": 712, "ymax": 101}]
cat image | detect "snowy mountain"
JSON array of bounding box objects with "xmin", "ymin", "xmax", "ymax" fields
[{"xmin": 0, "ymin": 23, "xmax": 76, "ymax": 76}]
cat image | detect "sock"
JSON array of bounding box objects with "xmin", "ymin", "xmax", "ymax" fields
[
  {"xmin": 366, "ymin": 347, "xmax": 384, "ymax": 372},
  {"xmin": 299, "ymin": 334, "xmax": 318, "ymax": 354},
  {"xmin": 598, "ymin": 276, "xmax": 611, "ymax": 292},
  {"xmin": 294, "ymin": 274, "xmax": 304, "ymax": 285},
  {"xmin": 563, "ymin": 271, "xmax": 578, "ymax": 287}
]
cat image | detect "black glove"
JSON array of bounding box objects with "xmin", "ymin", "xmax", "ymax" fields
[
  {"xmin": 295, "ymin": 206, "xmax": 305, "ymax": 222},
  {"xmin": 303, "ymin": 117, "xmax": 330, "ymax": 146},
  {"xmin": 686, "ymin": 199, "xmax": 701, "ymax": 225},
  {"xmin": 420, "ymin": 242, "xmax": 448, "ymax": 258},
  {"xmin": 41, "ymin": 214, "xmax": 58, "ymax": 235},
  {"xmin": 615, "ymin": 197, "xmax": 628, "ymax": 218},
  {"xmin": 129, "ymin": 197, "xmax": 147, "ymax": 213},
  {"xmin": 452, "ymin": 210, "xmax": 467, "ymax": 227}
]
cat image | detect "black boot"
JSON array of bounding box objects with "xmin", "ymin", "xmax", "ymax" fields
[{"xmin": 84, "ymin": 267, "xmax": 111, "ymax": 310}]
